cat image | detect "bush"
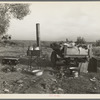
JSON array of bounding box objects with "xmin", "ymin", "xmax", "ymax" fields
[
  {"xmin": 95, "ymin": 40, "xmax": 100, "ymax": 46},
  {"xmin": 76, "ymin": 37, "xmax": 86, "ymax": 44}
]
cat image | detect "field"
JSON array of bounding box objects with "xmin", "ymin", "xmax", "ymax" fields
[{"xmin": 0, "ymin": 40, "xmax": 100, "ymax": 94}]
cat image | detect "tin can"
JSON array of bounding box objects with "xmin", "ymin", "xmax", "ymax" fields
[{"xmin": 72, "ymin": 71, "xmax": 78, "ymax": 77}]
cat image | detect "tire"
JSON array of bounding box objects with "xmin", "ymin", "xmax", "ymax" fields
[{"xmin": 51, "ymin": 51, "xmax": 57, "ymax": 68}]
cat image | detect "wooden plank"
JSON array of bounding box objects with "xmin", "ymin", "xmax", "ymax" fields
[
  {"xmin": 79, "ymin": 62, "xmax": 88, "ymax": 73},
  {"xmin": 64, "ymin": 55, "xmax": 88, "ymax": 58}
]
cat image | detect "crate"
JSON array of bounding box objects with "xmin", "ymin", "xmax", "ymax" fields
[{"xmin": 2, "ymin": 57, "xmax": 19, "ymax": 65}]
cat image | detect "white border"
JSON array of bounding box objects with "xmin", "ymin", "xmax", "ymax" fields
[{"xmin": 0, "ymin": 1, "xmax": 100, "ymax": 99}]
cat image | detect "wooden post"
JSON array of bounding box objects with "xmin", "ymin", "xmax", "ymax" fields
[
  {"xmin": 36, "ymin": 23, "xmax": 40, "ymax": 48},
  {"xmin": 64, "ymin": 45, "xmax": 67, "ymax": 57},
  {"xmin": 89, "ymin": 44, "xmax": 93, "ymax": 58}
]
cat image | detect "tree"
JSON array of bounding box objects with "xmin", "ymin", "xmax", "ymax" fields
[
  {"xmin": 95, "ymin": 40, "xmax": 100, "ymax": 46},
  {"xmin": 66, "ymin": 38, "xmax": 69, "ymax": 42},
  {"xmin": 0, "ymin": 3, "xmax": 30, "ymax": 35},
  {"xmin": 76, "ymin": 37, "xmax": 86, "ymax": 44}
]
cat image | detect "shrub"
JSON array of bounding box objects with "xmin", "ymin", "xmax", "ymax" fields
[
  {"xmin": 76, "ymin": 37, "xmax": 86, "ymax": 44},
  {"xmin": 95, "ymin": 40, "xmax": 100, "ymax": 46}
]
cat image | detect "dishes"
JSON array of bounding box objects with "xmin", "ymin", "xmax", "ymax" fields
[{"xmin": 32, "ymin": 69, "xmax": 43, "ymax": 76}]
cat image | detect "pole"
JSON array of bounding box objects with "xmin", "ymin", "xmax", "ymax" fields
[{"xmin": 36, "ymin": 23, "xmax": 40, "ymax": 48}]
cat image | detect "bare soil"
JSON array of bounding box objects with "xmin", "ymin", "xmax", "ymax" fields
[{"xmin": 0, "ymin": 41, "xmax": 100, "ymax": 94}]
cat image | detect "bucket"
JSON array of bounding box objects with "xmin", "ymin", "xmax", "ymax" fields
[
  {"xmin": 72, "ymin": 71, "xmax": 79, "ymax": 77},
  {"xmin": 29, "ymin": 46, "xmax": 34, "ymax": 50}
]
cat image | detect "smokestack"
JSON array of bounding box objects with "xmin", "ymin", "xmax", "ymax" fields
[{"xmin": 36, "ymin": 23, "xmax": 40, "ymax": 47}]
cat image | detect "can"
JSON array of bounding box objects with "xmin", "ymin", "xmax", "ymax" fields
[{"xmin": 72, "ymin": 71, "xmax": 78, "ymax": 77}]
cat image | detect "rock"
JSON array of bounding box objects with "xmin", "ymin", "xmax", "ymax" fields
[
  {"xmin": 3, "ymin": 89, "xmax": 9, "ymax": 93},
  {"xmin": 53, "ymin": 89, "xmax": 57, "ymax": 93},
  {"xmin": 31, "ymin": 80, "xmax": 36, "ymax": 83},
  {"xmin": 58, "ymin": 88, "xmax": 63, "ymax": 91},
  {"xmin": 94, "ymin": 87, "xmax": 97, "ymax": 90},
  {"xmin": 7, "ymin": 69, "xmax": 11, "ymax": 72},
  {"xmin": 51, "ymin": 78, "xmax": 57, "ymax": 83},
  {"xmin": 17, "ymin": 68, "xmax": 22, "ymax": 71},
  {"xmin": 90, "ymin": 77, "xmax": 96, "ymax": 82},
  {"xmin": 17, "ymin": 80, "xmax": 23, "ymax": 84},
  {"xmin": 19, "ymin": 84, "xmax": 24, "ymax": 87},
  {"xmin": 57, "ymin": 88, "xmax": 64, "ymax": 93}
]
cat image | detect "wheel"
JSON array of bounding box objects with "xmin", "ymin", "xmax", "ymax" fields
[{"xmin": 51, "ymin": 51, "xmax": 57, "ymax": 68}]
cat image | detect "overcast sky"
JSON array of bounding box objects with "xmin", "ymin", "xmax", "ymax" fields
[{"xmin": 7, "ymin": 2, "xmax": 100, "ymax": 42}]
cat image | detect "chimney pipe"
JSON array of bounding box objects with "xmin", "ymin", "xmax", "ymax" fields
[{"xmin": 36, "ymin": 23, "xmax": 40, "ymax": 47}]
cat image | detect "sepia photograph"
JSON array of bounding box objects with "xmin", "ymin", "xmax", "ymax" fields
[{"xmin": 0, "ymin": 1, "xmax": 100, "ymax": 98}]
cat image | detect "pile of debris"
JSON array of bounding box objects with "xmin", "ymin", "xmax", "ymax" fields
[{"xmin": 0, "ymin": 66, "xmax": 65, "ymax": 94}]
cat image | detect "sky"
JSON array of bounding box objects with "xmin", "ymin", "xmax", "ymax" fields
[{"xmin": 7, "ymin": 2, "xmax": 100, "ymax": 42}]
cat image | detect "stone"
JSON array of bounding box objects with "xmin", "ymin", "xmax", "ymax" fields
[
  {"xmin": 4, "ymin": 89, "xmax": 9, "ymax": 93},
  {"xmin": 17, "ymin": 80, "xmax": 23, "ymax": 84}
]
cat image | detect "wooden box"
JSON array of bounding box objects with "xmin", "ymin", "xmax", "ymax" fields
[{"xmin": 2, "ymin": 57, "xmax": 19, "ymax": 65}]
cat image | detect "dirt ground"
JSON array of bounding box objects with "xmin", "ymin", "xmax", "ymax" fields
[{"xmin": 0, "ymin": 41, "xmax": 100, "ymax": 94}]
